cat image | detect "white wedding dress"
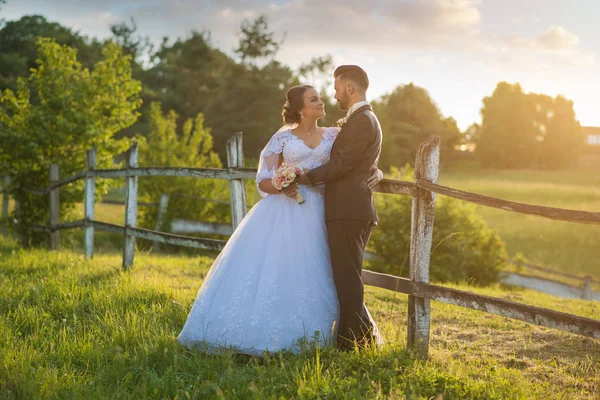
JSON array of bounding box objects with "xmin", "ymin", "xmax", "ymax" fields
[{"xmin": 177, "ymin": 127, "xmax": 379, "ymax": 356}]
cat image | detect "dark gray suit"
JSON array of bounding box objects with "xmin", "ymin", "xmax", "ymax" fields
[{"xmin": 307, "ymin": 104, "xmax": 382, "ymax": 348}]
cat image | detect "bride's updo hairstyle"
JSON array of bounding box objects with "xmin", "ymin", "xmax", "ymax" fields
[{"xmin": 282, "ymin": 85, "xmax": 314, "ymax": 124}]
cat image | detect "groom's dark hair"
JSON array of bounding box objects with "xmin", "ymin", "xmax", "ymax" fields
[{"xmin": 334, "ymin": 65, "xmax": 369, "ymax": 91}]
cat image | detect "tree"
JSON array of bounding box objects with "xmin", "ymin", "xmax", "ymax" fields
[
  {"xmin": 234, "ymin": 15, "xmax": 283, "ymax": 65},
  {"xmin": 0, "ymin": 38, "xmax": 142, "ymax": 246},
  {"xmin": 137, "ymin": 103, "xmax": 229, "ymax": 235},
  {"xmin": 98, "ymin": 14, "xmax": 335, "ymax": 164},
  {"xmin": 477, "ymin": 82, "xmax": 582, "ymax": 169},
  {"xmin": 0, "ymin": 15, "xmax": 103, "ymax": 92},
  {"xmin": 109, "ymin": 17, "xmax": 152, "ymax": 67},
  {"xmin": 478, "ymin": 82, "xmax": 538, "ymax": 169},
  {"xmin": 530, "ymin": 94, "xmax": 583, "ymax": 169},
  {"xmin": 463, "ymin": 123, "xmax": 481, "ymax": 146},
  {"xmin": 373, "ymin": 83, "xmax": 460, "ymax": 170}
]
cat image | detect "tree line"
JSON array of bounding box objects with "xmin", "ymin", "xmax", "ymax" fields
[{"xmin": 0, "ymin": 13, "xmax": 584, "ymax": 173}]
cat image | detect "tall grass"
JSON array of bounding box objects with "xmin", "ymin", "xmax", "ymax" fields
[
  {"xmin": 440, "ymin": 167, "xmax": 600, "ymax": 281},
  {"xmin": 1, "ymin": 236, "xmax": 598, "ymax": 399}
]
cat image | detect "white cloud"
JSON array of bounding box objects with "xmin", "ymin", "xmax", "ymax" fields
[
  {"xmin": 2, "ymin": 0, "xmax": 595, "ymax": 70},
  {"xmin": 497, "ymin": 25, "xmax": 580, "ymax": 52},
  {"xmin": 483, "ymin": 25, "xmax": 593, "ymax": 69},
  {"xmin": 385, "ymin": 0, "xmax": 481, "ymax": 35},
  {"xmin": 60, "ymin": 11, "xmax": 119, "ymax": 38},
  {"xmin": 537, "ymin": 25, "xmax": 579, "ymax": 50}
]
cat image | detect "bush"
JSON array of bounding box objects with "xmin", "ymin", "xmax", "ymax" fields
[
  {"xmin": 136, "ymin": 103, "xmax": 230, "ymax": 238},
  {"xmin": 368, "ymin": 165, "xmax": 507, "ymax": 286}
]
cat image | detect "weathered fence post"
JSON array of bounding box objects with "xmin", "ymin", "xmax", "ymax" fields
[
  {"xmin": 407, "ymin": 136, "xmax": 441, "ymax": 359},
  {"xmin": 226, "ymin": 132, "xmax": 247, "ymax": 229},
  {"xmin": 84, "ymin": 147, "xmax": 97, "ymax": 259},
  {"xmin": 582, "ymin": 276, "xmax": 591, "ymax": 300},
  {"xmin": 152, "ymin": 193, "xmax": 169, "ymax": 251},
  {"xmin": 123, "ymin": 142, "xmax": 138, "ymax": 270},
  {"xmin": 49, "ymin": 164, "xmax": 60, "ymax": 250},
  {"xmin": 1, "ymin": 176, "xmax": 9, "ymax": 237}
]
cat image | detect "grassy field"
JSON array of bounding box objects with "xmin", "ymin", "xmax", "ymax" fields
[
  {"xmin": 439, "ymin": 167, "xmax": 600, "ymax": 284},
  {"xmin": 1, "ymin": 236, "xmax": 599, "ymax": 399}
]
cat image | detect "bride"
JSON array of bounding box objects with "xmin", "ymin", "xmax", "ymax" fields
[{"xmin": 177, "ymin": 85, "xmax": 383, "ymax": 356}]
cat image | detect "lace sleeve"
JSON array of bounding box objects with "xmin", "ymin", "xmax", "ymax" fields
[
  {"xmin": 324, "ymin": 127, "xmax": 340, "ymax": 141},
  {"xmin": 255, "ymin": 130, "xmax": 287, "ymax": 197}
]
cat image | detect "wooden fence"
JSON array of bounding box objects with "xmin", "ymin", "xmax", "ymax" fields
[
  {"xmin": 1, "ymin": 133, "xmax": 599, "ymax": 359},
  {"xmin": 507, "ymin": 259, "xmax": 599, "ymax": 300}
]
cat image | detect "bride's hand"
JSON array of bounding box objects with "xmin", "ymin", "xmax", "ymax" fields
[
  {"xmin": 367, "ymin": 166, "xmax": 383, "ymax": 189},
  {"xmin": 281, "ymin": 183, "xmax": 299, "ymax": 199}
]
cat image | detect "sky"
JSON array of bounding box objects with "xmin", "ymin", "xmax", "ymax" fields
[{"xmin": 2, "ymin": 0, "xmax": 599, "ymax": 130}]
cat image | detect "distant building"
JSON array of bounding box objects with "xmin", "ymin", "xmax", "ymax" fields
[
  {"xmin": 580, "ymin": 126, "xmax": 600, "ymax": 169},
  {"xmin": 585, "ymin": 126, "xmax": 600, "ymax": 147}
]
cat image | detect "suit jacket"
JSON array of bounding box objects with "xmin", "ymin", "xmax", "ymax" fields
[{"xmin": 307, "ymin": 104, "xmax": 382, "ymax": 223}]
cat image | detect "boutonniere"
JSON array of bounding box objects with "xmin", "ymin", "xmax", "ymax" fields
[{"xmin": 336, "ymin": 117, "xmax": 348, "ymax": 129}]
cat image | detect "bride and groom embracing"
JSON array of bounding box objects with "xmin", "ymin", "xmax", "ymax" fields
[{"xmin": 177, "ymin": 65, "xmax": 384, "ymax": 356}]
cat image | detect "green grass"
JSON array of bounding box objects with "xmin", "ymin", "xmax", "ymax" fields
[
  {"xmin": 1, "ymin": 236, "xmax": 598, "ymax": 399},
  {"xmin": 439, "ymin": 167, "xmax": 600, "ymax": 284}
]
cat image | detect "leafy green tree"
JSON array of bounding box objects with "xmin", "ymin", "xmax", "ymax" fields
[
  {"xmin": 0, "ymin": 15, "xmax": 103, "ymax": 92},
  {"xmin": 204, "ymin": 15, "xmax": 297, "ymax": 159},
  {"xmin": 109, "ymin": 17, "xmax": 152, "ymax": 67},
  {"xmin": 373, "ymin": 83, "xmax": 460, "ymax": 170},
  {"xmin": 477, "ymin": 82, "xmax": 538, "ymax": 169},
  {"xmin": 109, "ymin": 14, "xmax": 336, "ymax": 162},
  {"xmin": 463, "ymin": 123, "xmax": 481, "ymax": 146},
  {"xmin": 530, "ymin": 93, "xmax": 583, "ymax": 169},
  {"xmin": 0, "ymin": 38, "xmax": 141, "ymax": 246},
  {"xmin": 478, "ymin": 82, "xmax": 582, "ymax": 169},
  {"xmin": 368, "ymin": 166, "xmax": 507, "ymax": 285},
  {"xmin": 234, "ymin": 15, "xmax": 282, "ymax": 65},
  {"xmin": 137, "ymin": 102, "xmax": 230, "ymax": 233}
]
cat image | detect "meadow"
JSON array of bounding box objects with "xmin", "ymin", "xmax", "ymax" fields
[
  {"xmin": 438, "ymin": 167, "xmax": 600, "ymax": 284},
  {"xmin": 1, "ymin": 167, "xmax": 599, "ymax": 398},
  {"xmin": 0, "ymin": 236, "xmax": 599, "ymax": 399}
]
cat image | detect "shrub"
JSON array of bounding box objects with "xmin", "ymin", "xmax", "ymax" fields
[
  {"xmin": 369, "ymin": 165, "xmax": 507, "ymax": 286},
  {"xmin": 136, "ymin": 102, "xmax": 230, "ymax": 238}
]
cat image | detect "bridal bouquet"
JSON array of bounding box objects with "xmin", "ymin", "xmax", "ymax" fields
[{"xmin": 272, "ymin": 163, "xmax": 305, "ymax": 204}]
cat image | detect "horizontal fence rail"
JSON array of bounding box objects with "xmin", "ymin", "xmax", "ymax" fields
[
  {"xmin": 89, "ymin": 220, "xmax": 227, "ymax": 252},
  {"xmin": 15, "ymin": 171, "xmax": 600, "ymax": 226},
  {"xmin": 416, "ymin": 179, "xmax": 600, "ymax": 225},
  {"xmin": 93, "ymin": 167, "xmax": 257, "ymax": 181},
  {"xmin": 361, "ymin": 270, "xmax": 600, "ymax": 339},
  {"xmin": 509, "ymin": 259, "xmax": 600, "ymax": 285}
]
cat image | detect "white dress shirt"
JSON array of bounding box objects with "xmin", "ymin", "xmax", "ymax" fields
[{"xmin": 344, "ymin": 100, "xmax": 370, "ymax": 120}]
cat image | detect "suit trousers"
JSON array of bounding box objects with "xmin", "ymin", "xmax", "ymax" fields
[{"xmin": 326, "ymin": 219, "xmax": 375, "ymax": 349}]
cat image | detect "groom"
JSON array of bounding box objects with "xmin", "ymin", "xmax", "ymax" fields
[{"xmin": 299, "ymin": 65, "xmax": 382, "ymax": 350}]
